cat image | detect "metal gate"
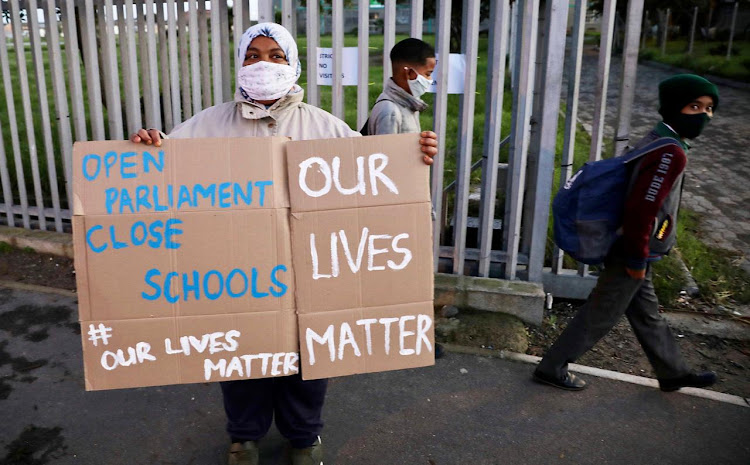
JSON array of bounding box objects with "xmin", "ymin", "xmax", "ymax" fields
[{"xmin": 0, "ymin": 0, "xmax": 644, "ymax": 296}]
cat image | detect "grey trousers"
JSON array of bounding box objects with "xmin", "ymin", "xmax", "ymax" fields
[{"xmin": 536, "ymin": 254, "xmax": 690, "ymax": 380}]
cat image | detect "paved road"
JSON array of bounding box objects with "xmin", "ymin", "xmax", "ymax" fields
[
  {"xmin": 2, "ymin": 286, "xmax": 748, "ymax": 464},
  {"xmin": 574, "ymin": 51, "xmax": 750, "ymax": 273}
]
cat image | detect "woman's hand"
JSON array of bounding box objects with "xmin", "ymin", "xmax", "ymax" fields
[{"xmin": 130, "ymin": 129, "xmax": 163, "ymax": 147}]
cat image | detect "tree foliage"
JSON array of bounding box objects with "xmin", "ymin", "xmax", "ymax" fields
[{"xmin": 421, "ymin": 0, "xmax": 491, "ymax": 52}]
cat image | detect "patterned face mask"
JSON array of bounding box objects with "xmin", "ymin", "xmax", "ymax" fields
[
  {"xmin": 237, "ymin": 61, "xmax": 298, "ymax": 101},
  {"xmin": 236, "ymin": 22, "xmax": 301, "ymax": 103}
]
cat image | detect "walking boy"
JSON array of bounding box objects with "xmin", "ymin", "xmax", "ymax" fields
[
  {"xmin": 366, "ymin": 38, "xmax": 436, "ymax": 135},
  {"xmin": 533, "ymin": 74, "xmax": 719, "ymax": 392}
]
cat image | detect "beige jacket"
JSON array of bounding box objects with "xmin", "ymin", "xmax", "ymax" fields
[
  {"xmin": 367, "ymin": 79, "xmax": 428, "ymax": 135},
  {"xmin": 168, "ymin": 86, "xmax": 358, "ymax": 141}
]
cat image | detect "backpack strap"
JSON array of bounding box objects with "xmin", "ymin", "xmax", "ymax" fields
[{"xmin": 360, "ymin": 98, "xmax": 394, "ymax": 135}]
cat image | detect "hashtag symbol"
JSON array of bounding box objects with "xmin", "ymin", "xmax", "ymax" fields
[{"xmin": 87, "ymin": 323, "xmax": 113, "ymax": 346}]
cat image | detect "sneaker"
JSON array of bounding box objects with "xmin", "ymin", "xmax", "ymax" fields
[
  {"xmin": 291, "ymin": 436, "xmax": 323, "ymax": 465},
  {"xmin": 532, "ymin": 370, "xmax": 587, "ymax": 391},
  {"xmin": 228, "ymin": 441, "xmax": 259, "ymax": 465},
  {"xmin": 658, "ymin": 371, "xmax": 717, "ymax": 392}
]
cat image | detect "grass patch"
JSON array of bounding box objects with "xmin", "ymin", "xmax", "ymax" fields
[
  {"xmin": 639, "ymin": 38, "xmax": 750, "ymax": 82},
  {"xmin": 673, "ymin": 209, "xmax": 750, "ymax": 305},
  {"xmin": 651, "ymin": 253, "xmax": 687, "ymax": 308}
]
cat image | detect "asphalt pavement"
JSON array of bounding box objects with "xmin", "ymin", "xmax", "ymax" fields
[{"xmin": 1, "ymin": 285, "xmax": 748, "ymax": 465}]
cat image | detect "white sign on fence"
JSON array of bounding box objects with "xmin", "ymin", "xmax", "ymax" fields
[
  {"xmin": 428, "ymin": 53, "xmax": 466, "ymax": 95},
  {"xmin": 316, "ymin": 47, "xmax": 360, "ymax": 86}
]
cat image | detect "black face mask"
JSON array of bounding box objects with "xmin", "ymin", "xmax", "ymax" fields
[{"xmin": 667, "ymin": 113, "xmax": 711, "ymax": 139}]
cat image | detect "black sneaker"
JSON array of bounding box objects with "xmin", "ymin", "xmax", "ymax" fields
[
  {"xmin": 658, "ymin": 371, "xmax": 717, "ymax": 392},
  {"xmin": 532, "ymin": 370, "xmax": 587, "ymax": 391}
]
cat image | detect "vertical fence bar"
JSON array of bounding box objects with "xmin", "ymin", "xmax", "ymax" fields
[
  {"xmin": 82, "ymin": 0, "xmax": 106, "ymax": 140},
  {"xmin": 234, "ymin": 0, "xmax": 246, "ymax": 79},
  {"xmin": 199, "ymin": 1, "xmax": 212, "ymax": 108},
  {"xmin": 509, "ymin": 1, "xmax": 517, "ymax": 90},
  {"xmin": 102, "ymin": 0, "xmax": 125, "ymax": 139},
  {"xmin": 478, "ymin": 0, "xmax": 510, "ymax": 277},
  {"xmin": 145, "ymin": 0, "xmax": 163, "ymax": 129},
  {"xmin": 0, "ymin": 20, "xmax": 16, "ymax": 224},
  {"xmin": 525, "ymin": 0, "xmax": 567, "ymax": 282},
  {"xmin": 411, "ymin": 0, "xmax": 423, "ymax": 39},
  {"xmin": 552, "ymin": 0, "xmax": 586, "ymax": 274},
  {"xmin": 589, "ymin": 0, "xmax": 617, "ymax": 162},
  {"xmin": 258, "ymin": 0, "xmax": 273, "ymax": 23},
  {"xmin": 211, "ymin": 1, "xmax": 224, "ymax": 104},
  {"xmin": 157, "ymin": 0, "xmax": 174, "ymax": 131},
  {"xmin": 357, "ymin": 0, "xmax": 370, "ymax": 130},
  {"xmin": 138, "ymin": 1, "xmax": 152, "ymax": 125},
  {"xmin": 613, "ymin": 0, "xmax": 644, "ymax": 157},
  {"xmin": 727, "ymin": 1, "xmax": 738, "ymax": 60},
  {"xmin": 166, "ymin": 0, "xmax": 183, "ymax": 126},
  {"xmin": 331, "ymin": 0, "xmax": 344, "ymax": 119},
  {"xmin": 503, "ymin": 0, "xmax": 538, "ymax": 280},
  {"xmin": 688, "ymin": 6, "xmax": 698, "ymax": 55},
  {"xmin": 189, "ymin": 1, "xmax": 203, "ymax": 114},
  {"xmin": 9, "ymin": 0, "xmax": 46, "ymax": 229},
  {"xmin": 0, "ymin": 22, "xmax": 28, "ymax": 227},
  {"xmin": 306, "ymin": 0, "xmax": 320, "ymax": 107},
  {"xmin": 178, "ymin": 0, "xmax": 193, "ymax": 119},
  {"xmin": 452, "ymin": 0, "xmax": 480, "ymax": 275},
  {"xmin": 282, "ymin": 0, "xmax": 294, "ymax": 31},
  {"xmin": 28, "ymin": 0, "xmax": 63, "ymax": 230},
  {"xmin": 430, "ymin": 0, "xmax": 452, "ymax": 271},
  {"xmin": 0, "ymin": 127, "xmax": 12, "ymax": 226},
  {"xmin": 124, "ymin": 0, "xmax": 143, "ymax": 134},
  {"xmin": 45, "ymin": 0, "xmax": 75, "ymax": 213},
  {"xmin": 383, "ymin": 0, "xmax": 396, "ymax": 87},
  {"xmin": 62, "ymin": 0, "xmax": 88, "ymax": 142},
  {"xmin": 220, "ymin": 2, "xmax": 232, "ymax": 98}
]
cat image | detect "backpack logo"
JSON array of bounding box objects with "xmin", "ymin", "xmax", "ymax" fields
[{"xmin": 563, "ymin": 170, "xmax": 582, "ymax": 190}]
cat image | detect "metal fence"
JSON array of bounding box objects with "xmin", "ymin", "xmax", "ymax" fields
[{"xmin": 0, "ymin": 0, "xmax": 646, "ymax": 296}]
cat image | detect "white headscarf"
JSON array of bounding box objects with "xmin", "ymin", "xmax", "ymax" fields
[{"xmin": 235, "ymin": 23, "xmax": 301, "ymax": 102}]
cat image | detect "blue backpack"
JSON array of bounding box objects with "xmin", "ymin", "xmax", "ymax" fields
[{"xmin": 552, "ymin": 137, "xmax": 680, "ymax": 264}]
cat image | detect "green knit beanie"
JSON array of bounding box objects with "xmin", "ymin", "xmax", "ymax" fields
[{"xmin": 658, "ymin": 74, "xmax": 719, "ymax": 118}]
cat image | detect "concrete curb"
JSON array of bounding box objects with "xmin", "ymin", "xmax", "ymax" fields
[
  {"xmin": 442, "ymin": 343, "xmax": 750, "ymax": 409},
  {"xmin": 0, "ymin": 280, "xmax": 77, "ymax": 298},
  {"xmin": 0, "ymin": 226, "xmax": 74, "ymax": 258}
]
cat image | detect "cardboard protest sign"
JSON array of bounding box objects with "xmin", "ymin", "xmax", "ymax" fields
[
  {"xmin": 286, "ymin": 134, "xmax": 435, "ymax": 380},
  {"xmin": 73, "ymin": 137, "xmax": 299, "ymax": 390},
  {"xmin": 73, "ymin": 134, "xmax": 434, "ymax": 390}
]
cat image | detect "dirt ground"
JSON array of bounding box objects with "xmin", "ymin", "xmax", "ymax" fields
[
  {"xmin": 1, "ymin": 245, "xmax": 748, "ymax": 398},
  {"xmin": 526, "ymin": 301, "xmax": 750, "ymax": 399}
]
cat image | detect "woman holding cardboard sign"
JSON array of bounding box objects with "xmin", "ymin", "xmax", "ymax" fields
[{"xmin": 130, "ymin": 22, "xmax": 436, "ymax": 465}]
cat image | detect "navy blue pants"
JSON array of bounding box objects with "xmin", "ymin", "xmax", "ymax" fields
[{"xmin": 220, "ymin": 375, "xmax": 327, "ymax": 449}]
